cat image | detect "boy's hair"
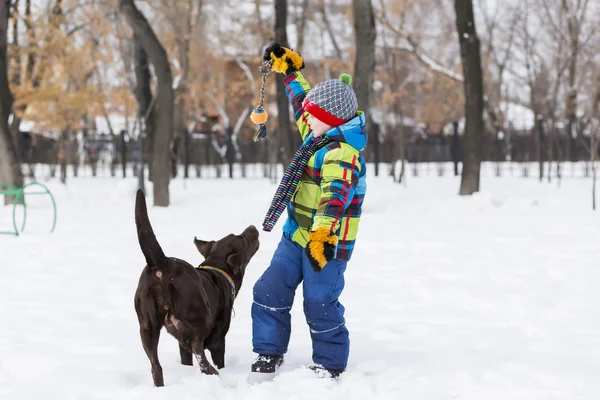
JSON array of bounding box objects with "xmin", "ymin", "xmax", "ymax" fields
[{"xmin": 302, "ymin": 73, "xmax": 358, "ymax": 127}]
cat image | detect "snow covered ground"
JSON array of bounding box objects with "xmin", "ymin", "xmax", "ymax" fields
[{"xmin": 1, "ymin": 163, "xmax": 599, "ymax": 399}]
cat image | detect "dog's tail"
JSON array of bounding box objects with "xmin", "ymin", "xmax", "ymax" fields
[{"xmin": 135, "ymin": 189, "xmax": 167, "ymax": 269}]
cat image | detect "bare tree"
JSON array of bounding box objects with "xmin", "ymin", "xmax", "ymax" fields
[
  {"xmin": 206, "ymin": 57, "xmax": 253, "ymax": 179},
  {"xmin": 480, "ymin": 2, "xmax": 520, "ymax": 107},
  {"xmin": 10, "ymin": 0, "xmax": 20, "ymax": 92},
  {"xmin": 254, "ymin": 0, "xmax": 269, "ymax": 49},
  {"xmin": 120, "ymin": 0, "xmax": 174, "ymax": 207},
  {"xmin": 133, "ymin": 33, "xmax": 157, "ymax": 180},
  {"xmin": 516, "ymin": 1, "xmax": 547, "ymax": 181},
  {"xmin": 295, "ymin": 0, "xmax": 309, "ymax": 54},
  {"xmin": 0, "ymin": 0, "xmax": 23, "ymax": 203},
  {"xmin": 526, "ymin": 5, "xmax": 569, "ymax": 183},
  {"xmin": 592, "ymin": 73, "xmax": 600, "ymax": 210},
  {"xmin": 352, "ymin": 0, "xmax": 376, "ymax": 114},
  {"xmin": 455, "ymin": 0, "xmax": 484, "ymax": 195},
  {"xmin": 480, "ymin": 1, "xmax": 520, "ymax": 175},
  {"xmin": 376, "ymin": 0, "xmax": 411, "ymax": 183},
  {"xmin": 153, "ymin": 0, "xmax": 203, "ymax": 179},
  {"xmin": 10, "ymin": 0, "xmax": 65, "ymax": 141},
  {"xmin": 562, "ymin": 0, "xmax": 586, "ymax": 162},
  {"xmin": 274, "ymin": 0, "xmax": 299, "ymax": 164},
  {"xmin": 319, "ymin": 0, "xmax": 343, "ymax": 59},
  {"xmin": 541, "ymin": 0, "xmax": 593, "ymax": 162}
]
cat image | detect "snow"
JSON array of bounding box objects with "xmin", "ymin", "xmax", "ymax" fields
[{"xmin": 2, "ymin": 162, "xmax": 600, "ymax": 399}]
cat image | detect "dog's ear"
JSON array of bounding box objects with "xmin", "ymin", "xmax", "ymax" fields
[
  {"xmin": 227, "ymin": 252, "xmax": 241, "ymax": 272},
  {"xmin": 194, "ymin": 237, "xmax": 215, "ymax": 258}
]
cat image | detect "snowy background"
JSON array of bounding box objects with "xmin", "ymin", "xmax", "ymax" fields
[{"xmin": 1, "ymin": 163, "xmax": 599, "ymax": 399}]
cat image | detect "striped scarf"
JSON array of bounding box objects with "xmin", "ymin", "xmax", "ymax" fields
[{"xmin": 263, "ymin": 135, "xmax": 331, "ymax": 232}]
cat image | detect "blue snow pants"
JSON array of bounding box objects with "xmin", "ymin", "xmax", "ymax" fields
[{"xmin": 251, "ymin": 236, "xmax": 349, "ymax": 370}]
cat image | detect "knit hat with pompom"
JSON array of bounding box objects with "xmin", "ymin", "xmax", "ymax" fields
[{"xmin": 302, "ymin": 73, "xmax": 358, "ymax": 127}]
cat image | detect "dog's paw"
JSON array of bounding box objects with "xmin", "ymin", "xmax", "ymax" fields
[
  {"xmin": 201, "ymin": 363, "xmax": 219, "ymax": 375},
  {"xmin": 152, "ymin": 368, "xmax": 164, "ymax": 386}
]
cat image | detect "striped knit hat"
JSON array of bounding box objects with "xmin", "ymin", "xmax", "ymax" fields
[{"xmin": 302, "ymin": 73, "xmax": 358, "ymax": 127}]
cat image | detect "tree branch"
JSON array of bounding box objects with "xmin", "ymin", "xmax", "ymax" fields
[
  {"xmin": 377, "ymin": 14, "xmax": 464, "ymax": 82},
  {"xmin": 296, "ymin": 0, "xmax": 309, "ymax": 53},
  {"xmin": 207, "ymin": 91, "xmax": 230, "ymax": 127},
  {"xmin": 319, "ymin": 0, "xmax": 342, "ymax": 59},
  {"xmin": 542, "ymin": 0, "xmax": 569, "ymax": 45}
]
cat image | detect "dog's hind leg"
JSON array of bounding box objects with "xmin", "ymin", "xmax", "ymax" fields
[
  {"xmin": 140, "ymin": 325, "xmax": 164, "ymax": 386},
  {"xmin": 179, "ymin": 344, "xmax": 193, "ymax": 366},
  {"xmin": 208, "ymin": 337, "xmax": 226, "ymax": 369},
  {"xmin": 192, "ymin": 341, "xmax": 219, "ymax": 375}
]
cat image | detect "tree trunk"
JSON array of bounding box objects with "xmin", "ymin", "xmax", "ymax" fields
[
  {"xmin": 0, "ymin": 0, "xmax": 12, "ymax": 118},
  {"xmin": 120, "ymin": 0, "xmax": 173, "ymax": 207},
  {"xmin": 531, "ymin": 81, "xmax": 544, "ymax": 182},
  {"xmin": 455, "ymin": 0, "xmax": 484, "ymax": 195},
  {"xmin": 319, "ymin": 0, "xmax": 343, "ymax": 60},
  {"xmin": 352, "ymin": 0, "xmax": 376, "ymax": 114},
  {"xmin": 121, "ymin": 130, "xmax": 127, "ymax": 177},
  {"xmin": 373, "ymin": 122, "xmax": 379, "ymax": 176},
  {"xmin": 274, "ymin": 0, "xmax": 297, "ymax": 163},
  {"xmin": 536, "ymin": 115, "xmax": 545, "ymax": 182},
  {"xmin": 566, "ymin": 54, "xmax": 577, "ymax": 162},
  {"xmin": 9, "ymin": 0, "xmax": 24, "ymax": 141},
  {"xmin": 226, "ymin": 126, "xmax": 235, "ymax": 178},
  {"xmin": 133, "ymin": 34, "xmax": 156, "ymax": 182},
  {"xmin": 172, "ymin": 94, "xmax": 184, "ymax": 178},
  {"xmin": 592, "ymin": 73, "xmax": 600, "ymax": 210},
  {"xmin": 451, "ymin": 121, "xmax": 460, "ymax": 176},
  {"xmin": 254, "ymin": 0, "xmax": 268, "ymax": 47},
  {"xmin": 0, "ymin": 0, "xmax": 23, "ymax": 204},
  {"xmin": 10, "ymin": 0, "xmax": 20, "ymax": 91},
  {"xmin": 11, "ymin": 0, "xmax": 56, "ymax": 141},
  {"xmin": 393, "ymin": 98, "xmax": 406, "ymax": 184},
  {"xmin": 183, "ymin": 127, "xmax": 190, "ymax": 178},
  {"xmin": 295, "ymin": 0, "xmax": 309, "ymax": 54},
  {"xmin": 59, "ymin": 130, "xmax": 68, "ymax": 184},
  {"xmin": 564, "ymin": 0, "xmax": 579, "ymax": 163},
  {"xmin": 171, "ymin": 1, "xmax": 196, "ymax": 180}
]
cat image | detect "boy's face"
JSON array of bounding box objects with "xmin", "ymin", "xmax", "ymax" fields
[{"xmin": 307, "ymin": 114, "xmax": 332, "ymax": 138}]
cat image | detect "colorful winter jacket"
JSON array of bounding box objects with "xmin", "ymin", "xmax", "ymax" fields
[{"xmin": 281, "ymin": 71, "xmax": 367, "ymax": 261}]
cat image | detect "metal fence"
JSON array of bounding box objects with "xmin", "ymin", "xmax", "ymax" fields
[{"xmin": 16, "ymin": 128, "xmax": 599, "ymax": 179}]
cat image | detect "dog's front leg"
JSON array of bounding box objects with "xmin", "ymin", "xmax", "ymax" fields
[
  {"xmin": 140, "ymin": 325, "xmax": 164, "ymax": 387},
  {"xmin": 192, "ymin": 341, "xmax": 218, "ymax": 375},
  {"xmin": 179, "ymin": 344, "xmax": 193, "ymax": 366},
  {"xmin": 208, "ymin": 338, "xmax": 226, "ymax": 369}
]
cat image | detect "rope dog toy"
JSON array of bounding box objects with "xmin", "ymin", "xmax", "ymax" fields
[{"xmin": 250, "ymin": 60, "xmax": 273, "ymax": 142}]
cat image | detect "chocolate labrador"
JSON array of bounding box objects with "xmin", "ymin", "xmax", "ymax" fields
[{"xmin": 133, "ymin": 189, "xmax": 259, "ymax": 386}]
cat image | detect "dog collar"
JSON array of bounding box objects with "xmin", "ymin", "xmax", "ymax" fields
[{"xmin": 199, "ymin": 266, "xmax": 236, "ymax": 297}]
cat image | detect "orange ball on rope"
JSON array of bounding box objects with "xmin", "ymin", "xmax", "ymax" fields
[{"xmin": 250, "ymin": 108, "xmax": 268, "ymax": 125}]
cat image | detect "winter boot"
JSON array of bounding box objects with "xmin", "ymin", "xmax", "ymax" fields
[
  {"xmin": 251, "ymin": 354, "xmax": 284, "ymax": 374},
  {"xmin": 308, "ymin": 364, "xmax": 344, "ymax": 379}
]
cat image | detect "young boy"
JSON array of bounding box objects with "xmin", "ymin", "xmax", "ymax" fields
[{"xmin": 251, "ymin": 42, "xmax": 367, "ymax": 379}]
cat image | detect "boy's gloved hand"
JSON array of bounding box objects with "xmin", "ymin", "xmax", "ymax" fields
[
  {"xmin": 305, "ymin": 227, "xmax": 338, "ymax": 272},
  {"xmin": 263, "ymin": 42, "xmax": 305, "ymax": 74}
]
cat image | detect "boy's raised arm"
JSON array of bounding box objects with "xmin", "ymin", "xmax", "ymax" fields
[{"xmin": 283, "ymin": 71, "xmax": 311, "ymax": 141}]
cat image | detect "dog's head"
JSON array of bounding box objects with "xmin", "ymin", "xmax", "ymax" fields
[{"xmin": 193, "ymin": 225, "xmax": 260, "ymax": 290}]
